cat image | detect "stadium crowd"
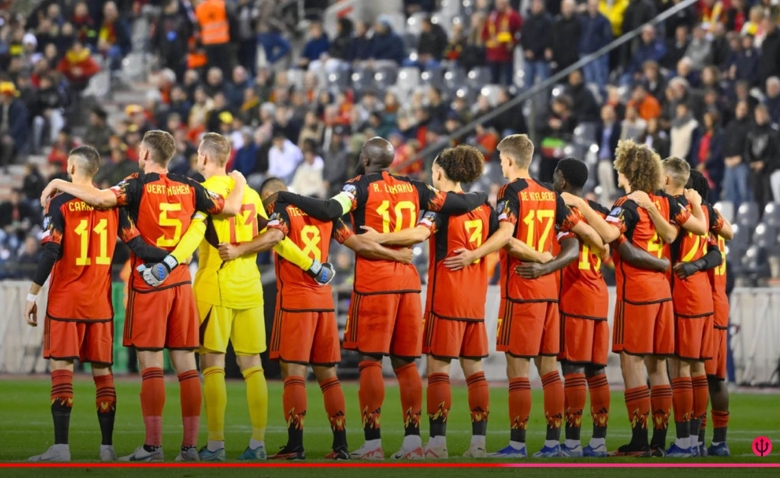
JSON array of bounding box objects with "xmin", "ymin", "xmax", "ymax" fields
[{"xmin": 0, "ymin": 0, "xmax": 779, "ymax": 280}]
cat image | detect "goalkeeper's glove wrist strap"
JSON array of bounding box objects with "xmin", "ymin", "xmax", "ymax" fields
[
  {"xmin": 163, "ymin": 255, "xmax": 179, "ymax": 271},
  {"xmin": 307, "ymin": 259, "xmax": 323, "ymax": 277}
]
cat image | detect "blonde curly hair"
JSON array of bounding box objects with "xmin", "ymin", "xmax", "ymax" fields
[{"xmin": 613, "ymin": 140, "xmax": 663, "ymax": 193}]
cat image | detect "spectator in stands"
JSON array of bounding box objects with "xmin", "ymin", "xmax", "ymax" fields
[
  {"xmin": 620, "ymin": 104, "xmax": 647, "ymax": 141},
  {"xmin": 298, "ymin": 111, "xmax": 324, "ymax": 149},
  {"xmin": 623, "ymin": 26, "xmax": 666, "ymax": 86},
  {"xmin": 483, "ymin": 0, "xmax": 522, "ymax": 85},
  {"xmin": 641, "ymin": 117, "xmax": 670, "ymax": 159},
  {"xmin": 600, "ymin": 0, "xmax": 629, "ymax": 39},
  {"xmin": 551, "ymin": 0, "xmax": 581, "ymax": 75},
  {"xmin": 310, "ymin": 17, "xmax": 353, "ymax": 77},
  {"xmin": 537, "ymin": 94, "xmax": 576, "ymax": 182},
  {"xmin": 685, "ymin": 24, "xmax": 711, "ymax": 71},
  {"xmin": 291, "ymin": 139, "xmax": 326, "ymax": 197},
  {"xmin": 0, "ymin": 189, "xmax": 38, "ymax": 243},
  {"xmin": 640, "ymin": 60, "xmax": 666, "ymax": 101},
  {"xmin": 83, "ymin": 107, "xmax": 113, "ymax": 156},
  {"xmin": 153, "ymin": 0, "xmax": 193, "ymax": 82},
  {"xmin": 351, "ymin": 20, "xmax": 372, "ymax": 63},
  {"xmin": 30, "ymin": 74, "xmax": 65, "ymax": 153},
  {"xmin": 579, "ymin": 0, "xmax": 612, "ymax": 88},
  {"xmin": 731, "ymin": 33, "xmax": 759, "ymax": 86},
  {"xmin": 457, "ymin": 11, "xmax": 486, "ymax": 73},
  {"xmin": 368, "ymin": 16, "xmax": 405, "ymax": 66},
  {"xmin": 71, "ymin": 1, "xmax": 97, "ymax": 46},
  {"xmin": 257, "ymin": 24, "xmax": 292, "ymax": 68},
  {"xmin": 323, "ymin": 126, "xmax": 350, "ymax": 196},
  {"xmin": 235, "ymin": 0, "xmax": 259, "ymax": 76},
  {"xmin": 404, "ymin": 0, "xmax": 436, "ymax": 16},
  {"xmin": 15, "ymin": 236, "xmax": 42, "ymax": 280},
  {"xmin": 759, "ymin": 18, "xmax": 780, "ymax": 86},
  {"xmin": 663, "ymin": 0, "xmax": 696, "ymax": 41},
  {"xmin": 722, "ymin": 100, "xmax": 752, "ymax": 207},
  {"xmin": 195, "ymin": 0, "xmax": 232, "ymax": 76},
  {"xmin": 596, "ymin": 104, "xmax": 621, "ymax": 202},
  {"xmin": 22, "ymin": 164, "xmax": 45, "ymax": 207},
  {"xmin": 698, "ymin": 110, "xmax": 725, "ymax": 201},
  {"xmin": 268, "ymin": 130, "xmax": 302, "ymax": 183},
  {"xmin": 298, "ymin": 20, "xmax": 329, "ymax": 70},
  {"xmin": 663, "ymin": 25, "xmax": 689, "ymax": 72},
  {"xmin": 765, "ymin": 77, "xmax": 780, "ymax": 126},
  {"xmin": 520, "ymin": 0, "xmax": 553, "ymax": 90},
  {"xmin": 746, "ymin": 104, "xmax": 780, "ymax": 209},
  {"xmin": 0, "ymin": 82, "xmax": 29, "ymax": 171},
  {"xmin": 622, "ymin": 0, "xmax": 656, "ymax": 63},
  {"xmin": 409, "ymin": 15, "xmax": 448, "ymax": 70},
  {"xmin": 709, "ymin": 23, "xmax": 732, "ymax": 71},
  {"xmin": 57, "ymin": 40, "xmax": 101, "ymax": 92},
  {"xmin": 725, "ymin": 0, "xmax": 748, "ymax": 33},
  {"xmin": 47, "ymin": 128, "xmax": 76, "ymax": 169},
  {"xmin": 628, "ymin": 83, "xmax": 661, "ymax": 121},
  {"xmin": 670, "ymin": 102, "xmax": 700, "ymax": 164},
  {"xmin": 232, "ymin": 127, "xmax": 259, "ymax": 177},
  {"xmin": 565, "ymin": 69, "xmax": 600, "ymax": 123},
  {"xmin": 225, "ymin": 66, "xmax": 251, "ymax": 109},
  {"xmin": 489, "ymin": 88, "xmax": 528, "ymax": 137},
  {"xmin": 97, "ymin": 1, "xmax": 131, "ymax": 72}
]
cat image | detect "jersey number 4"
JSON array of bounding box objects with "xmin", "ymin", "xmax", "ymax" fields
[{"xmin": 74, "ymin": 219, "xmax": 111, "ymax": 266}]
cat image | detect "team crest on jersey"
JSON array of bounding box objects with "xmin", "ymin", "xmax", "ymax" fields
[
  {"xmin": 206, "ymin": 189, "xmax": 220, "ymax": 200},
  {"xmin": 342, "ymin": 184, "xmax": 357, "ymax": 197},
  {"xmin": 42, "ymin": 216, "xmax": 51, "ymax": 230},
  {"xmin": 496, "ymin": 200, "xmax": 509, "ymax": 220},
  {"xmin": 267, "ymin": 212, "xmax": 280, "ymax": 227},
  {"xmin": 420, "ymin": 211, "xmax": 437, "ymax": 227}
]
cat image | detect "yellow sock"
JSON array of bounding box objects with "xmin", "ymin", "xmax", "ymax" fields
[
  {"xmin": 203, "ymin": 366, "xmax": 227, "ymax": 441},
  {"xmin": 242, "ymin": 365, "xmax": 268, "ymax": 441}
]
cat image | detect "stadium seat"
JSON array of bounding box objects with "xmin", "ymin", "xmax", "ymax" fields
[
  {"xmin": 763, "ymin": 202, "xmax": 780, "ymax": 228},
  {"xmin": 374, "ymin": 64, "xmax": 399, "ymax": 90},
  {"xmin": 736, "ymin": 202, "xmax": 759, "ymax": 229},
  {"xmin": 397, "ymin": 67, "xmax": 421, "ymax": 93},
  {"xmin": 286, "ymin": 69, "xmax": 304, "ymax": 90},
  {"xmin": 752, "ymin": 223, "xmax": 777, "ymax": 250},
  {"xmin": 443, "ymin": 68, "xmax": 466, "ymax": 97},
  {"xmin": 467, "ymin": 67, "xmax": 491, "ymax": 89},
  {"xmin": 403, "ymin": 32, "xmax": 418, "ymax": 51},
  {"xmin": 714, "ymin": 201, "xmax": 735, "ymax": 224},
  {"xmin": 729, "ymin": 224, "xmax": 750, "ymax": 259},
  {"xmin": 420, "ymin": 66, "xmax": 444, "ymax": 88},
  {"xmin": 326, "ymin": 70, "xmax": 350, "ymax": 93},
  {"xmin": 480, "ymin": 85, "xmax": 501, "ymax": 105},
  {"xmin": 350, "ymin": 67, "xmax": 374, "ymax": 95},
  {"xmin": 742, "ymin": 244, "xmax": 771, "ymax": 281},
  {"xmin": 406, "ymin": 12, "xmax": 427, "ymax": 36}
]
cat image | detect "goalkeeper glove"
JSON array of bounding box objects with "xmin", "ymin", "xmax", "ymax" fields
[
  {"xmin": 137, "ymin": 255, "xmax": 179, "ymax": 287},
  {"xmin": 674, "ymin": 259, "xmax": 706, "ymax": 279},
  {"xmin": 306, "ymin": 259, "xmax": 336, "ymax": 286}
]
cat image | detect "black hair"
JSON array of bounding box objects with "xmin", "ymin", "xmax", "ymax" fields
[
  {"xmin": 259, "ymin": 176, "xmax": 286, "ymax": 196},
  {"xmin": 686, "ymin": 170, "xmax": 710, "ymax": 201},
  {"xmin": 555, "ymin": 157, "xmax": 589, "ymax": 189}
]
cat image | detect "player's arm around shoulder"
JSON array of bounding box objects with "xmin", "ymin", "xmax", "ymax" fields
[
  {"xmin": 40, "ymin": 179, "xmax": 119, "ymax": 209},
  {"xmin": 360, "ymin": 210, "xmax": 436, "ymax": 246}
]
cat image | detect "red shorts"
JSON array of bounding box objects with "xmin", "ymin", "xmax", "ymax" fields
[
  {"xmin": 496, "ymin": 299, "xmax": 559, "ymax": 357},
  {"xmin": 559, "ymin": 313, "xmax": 610, "ymax": 367},
  {"xmin": 612, "ymin": 300, "xmax": 674, "ymax": 356},
  {"xmin": 44, "ymin": 317, "xmax": 113, "ymax": 365},
  {"xmin": 675, "ymin": 313, "xmax": 714, "ymax": 361},
  {"xmin": 705, "ymin": 326, "xmax": 727, "ymax": 380},
  {"xmin": 124, "ymin": 285, "xmax": 199, "ymax": 350},
  {"xmin": 270, "ymin": 309, "xmax": 341, "ymax": 365},
  {"xmin": 344, "ymin": 292, "xmax": 422, "ymax": 358},
  {"xmin": 422, "ymin": 312, "xmax": 488, "ymax": 360}
]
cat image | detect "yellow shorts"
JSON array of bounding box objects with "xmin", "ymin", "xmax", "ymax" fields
[{"xmin": 197, "ymin": 301, "xmax": 266, "ymax": 356}]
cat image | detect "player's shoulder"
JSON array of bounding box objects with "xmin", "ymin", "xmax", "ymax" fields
[
  {"xmin": 166, "ymin": 172, "xmax": 200, "ymax": 187},
  {"xmin": 587, "ymin": 199, "xmax": 611, "ymax": 217},
  {"xmin": 114, "ymin": 172, "xmax": 141, "ymax": 188},
  {"xmin": 500, "ymin": 178, "xmax": 527, "ymax": 197},
  {"xmin": 45, "ymin": 191, "xmax": 73, "ymax": 212},
  {"xmin": 612, "ymin": 196, "xmax": 638, "ymax": 214}
]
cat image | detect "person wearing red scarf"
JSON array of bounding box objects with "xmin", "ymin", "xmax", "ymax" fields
[{"xmin": 482, "ymin": 0, "xmax": 522, "ymax": 86}]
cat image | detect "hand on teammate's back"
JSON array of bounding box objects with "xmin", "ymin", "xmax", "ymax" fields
[
  {"xmin": 443, "ymin": 248, "xmax": 475, "ymax": 271},
  {"xmin": 684, "ymin": 188, "xmax": 702, "ymax": 208},
  {"xmin": 137, "ymin": 255, "xmax": 179, "ymax": 287},
  {"xmin": 397, "ymin": 248, "xmax": 414, "ymax": 264},
  {"xmin": 359, "ymin": 225, "xmax": 382, "ymax": 243},
  {"xmin": 627, "ymin": 190, "xmax": 652, "ymax": 209},
  {"xmin": 305, "ymin": 259, "xmax": 336, "ymax": 286},
  {"xmin": 228, "ymin": 170, "xmax": 247, "ymax": 186},
  {"xmin": 515, "ymin": 262, "xmax": 548, "ymax": 279},
  {"xmin": 218, "ymin": 243, "xmax": 240, "ymax": 261}
]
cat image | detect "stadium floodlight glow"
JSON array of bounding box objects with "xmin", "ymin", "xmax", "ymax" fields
[
  {"xmin": 409, "ymin": 52, "xmax": 418, "ymax": 62},
  {"xmin": 563, "ymin": 145, "xmax": 574, "ymax": 156},
  {"xmin": 351, "ymin": 73, "xmax": 360, "ymax": 82},
  {"xmin": 456, "ymin": 88, "xmax": 467, "ymax": 98},
  {"xmin": 481, "ymin": 87, "xmax": 491, "ymax": 97},
  {"xmin": 413, "ymin": 246, "xmax": 423, "ymax": 256},
  {"xmin": 375, "ymin": 73, "xmax": 385, "ymax": 81},
  {"xmin": 552, "ymin": 87, "xmax": 561, "ymax": 97},
  {"xmin": 468, "ymin": 70, "xmax": 478, "ymax": 80},
  {"xmin": 594, "ymin": 185, "xmax": 603, "ymax": 195},
  {"xmin": 445, "ymin": 71, "xmax": 454, "ymax": 81},
  {"xmin": 328, "ymin": 74, "xmax": 337, "ymax": 82},
  {"xmin": 421, "ymin": 71, "xmax": 430, "ymax": 81},
  {"xmin": 463, "ymin": 0, "xmax": 472, "ymax": 6},
  {"xmin": 590, "ymin": 144, "xmax": 600, "ymax": 154},
  {"xmin": 432, "ymin": 16, "xmax": 440, "ymax": 24}
]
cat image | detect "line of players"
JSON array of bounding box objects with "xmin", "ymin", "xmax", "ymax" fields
[{"xmin": 22, "ymin": 129, "xmax": 732, "ymax": 462}]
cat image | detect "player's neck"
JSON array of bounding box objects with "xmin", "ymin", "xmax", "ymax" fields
[
  {"xmin": 438, "ymin": 180, "xmax": 461, "ymax": 193},
  {"xmin": 565, "ymin": 187, "xmax": 583, "ymax": 198},
  {"xmin": 203, "ymin": 165, "xmax": 227, "ymax": 180},
  {"xmin": 143, "ymin": 163, "xmax": 168, "ymax": 175},
  {"xmin": 507, "ymin": 168, "xmax": 530, "ymax": 181},
  {"xmin": 665, "ymin": 186, "xmax": 684, "ymax": 197},
  {"xmin": 365, "ymin": 166, "xmax": 389, "ymax": 175},
  {"xmin": 70, "ymin": 175, "xmax": 93, "ymax": 186}
]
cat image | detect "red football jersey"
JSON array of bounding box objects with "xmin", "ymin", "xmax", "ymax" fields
[
  {"xmin": 268, "ymin": 200, "xmax": 353, "ymax": 311},
  {"xmin": 41, "ymin": 193, "xmax": 139, "ymax": 320},
  {"xmin": 111, "ymin": 172, "xmax": 225, "ymax": 292},
  {"xmin": 496, "ymin": 178, "xmax": 580, "ymax": 302},
  {"xmin": 419, "ymin": 200, "xmax": 497, "ymax": 321},
  {"xmin": 560, "ymin": 200, "xmax": 610, "ymax": 319},
  {"xmin": 709, "ymin": 234, "xmax": 729, "ymax": 327},
  {"xmin": 340, "ymin": 171, "xmax": 483, "ymax": 294}
]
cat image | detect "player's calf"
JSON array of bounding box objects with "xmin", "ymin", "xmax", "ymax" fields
[
  {"xmin": 30, "ymin": 368, "xmax": 74, "ymax": 463},
  {"xmin": 93, "ymin": 369, "xmax": 117, "ymax": 462},
  {"xmin": 313, "ymin": 366, "xmax": 349, "ymax": 460}
]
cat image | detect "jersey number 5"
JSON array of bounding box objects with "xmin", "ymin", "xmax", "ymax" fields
[
  {"xmin": 74, "ymin": 219, "xmax": 111, "ymax": 266},
  {"xmin": 376, "ymin": 200, "xmax": 416, "ymax": 233},
  {"xmin": 522, "ymin": 209, "xmax": 554, "ymax": 252},
  {"xmin": 156, "ymin": 203, "xmax": 183, "ymax": 247}
]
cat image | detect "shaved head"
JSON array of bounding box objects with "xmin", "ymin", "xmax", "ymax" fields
[
  {"xmin": 259, "ymin": 177, "xmax": 287, "ymax": 200},
  {"xmin": 358, "ymin": 137, "xmax": 395, "ymax": 174}
]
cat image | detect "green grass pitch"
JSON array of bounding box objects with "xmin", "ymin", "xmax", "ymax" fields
[{"xmin": 1, "ymin": 376, "xmax": 778, "ymax": 477}]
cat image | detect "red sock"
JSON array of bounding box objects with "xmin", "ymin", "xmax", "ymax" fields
[
  {"xmin": 625, "ymin": 386, "xmax": 650, "ymax": 435},
  {"xmin": 140, "ymin": 367, "xmax": 165, "ymax": 447},
  {"xmin": 319, "ymin": 376, "xmax": 347, "ymax": 449},
  {"xmin": 466, "ymin": 372, "xmax": 490, "ymax": 436},
  {"xmin": 563, "ymin": 373, "xmax": 586, "ymax": 436},
  {"xmin": 670, "ymin": 377, "xmax": 692, "ymax": 424},
  {"xmin": 508, "ymin": 377, "xmax": 531, "ymax": 443},
  {"xmin": 542, "ymin": 372, "xmax": 564, "ymax": 434},
  {"xmin": 692, "ymin": 375, "xmax": 709, "ymax": 421},
  {"xmin": 426, "ymin": 372, "xmax": 451, "ymax": 437},
  {"xmin": 358, "ymin": 361, "xmax": 384, "ymax": 440},
  {"xmin": 395, "ymin": 362, "xmax": 422, "ymax": 436},
  {"xmin": 94, "ymin": 374, "xmax": 116, "ymax": 446},
  {"xmin": 283, "ymin": 376, "xmax": 307, "ymax": 447},
  {"xmin": 178, "ymin": 370, "xmax": 201, "ymax": 448},
  {"xmin": 587, "ymin": 373, "xmax": 610, "ymax": 436},
  {"xmin": 652, "ymin": 384, "xmax": 673, "ymax": 431},
  {"xmin": 712, "ymin": 410, "xmax": 729, "ymax": 429}
]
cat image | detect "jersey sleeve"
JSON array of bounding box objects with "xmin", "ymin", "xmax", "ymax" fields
[
  {"xmin": 117, "ymin": 208, "xmax": 141, "ymax": 243},
  {"xmin": 267, "ymin": 202, "xmax": 292, "ymax": 237},
  {"xmin": 339, "ymin": 179, "xmax": 367, "ymax": 213},
  {"xmin": 40, "ymin": 198, "xmax": 66, "ymax": 247},
  {"xmin": 555, "ymin": 194, "xmax": 581, "ymax": 232},
  {"xmin": 668, "ymin": 196, "xmax": 691, "ymax": 226},
  {"xmin": 332, "ymin": 218, "xmax": 355, "ymax": 244},
  {"xmin": 588, "ymin": 199, "xmax": 611, "ymax": 219},
  {"xmin": 414, "ymin": 180, "xmax": 487, "ymax": 214},
  {"xmin": 418, "ymin": 210, "xmax": 445, "ymax": 234},
  {"xmin": 109, "ymin": 174, "xmax": 142, "ymax": 207},
  {"xmin": 496, "ymin": 185, "xmax": 519, "ymax": 225},
  {"xmin": 488, "ymin": 206, "xmax": 499, "ymax": 235},
  {"xmin": 190, "ymin": 179, "xmax": 226, "ymax": 215},
  {"xmin": 707, "ymin": 203, "xmax": 724, "ymax": 234},
  {"xmin": 606, "ymin": 200, "xmax": 639, "ymax": 235},
  {"xmin": 169, "ymin": 212, "xmax": 207, "ymax": 264}
]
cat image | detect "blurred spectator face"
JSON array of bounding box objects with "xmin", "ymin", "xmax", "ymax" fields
[
  {"xmin": 355, "ymin": 21, "xmax": 367, "ymax": 37},
  {"xmin": 495, "ymin": 0, "xmax": 509, "ymax": 11},
  {"xmin": 748, "ymin": 6, "xmax": 764, "ymax": 24},
  {"xmin": 207, "ymin": 68, "xmax": 223, "ymax": 86},
  {"xmin": 701, "ymin": 67, "xmax": 717, "ymax": 86},
  {"xmin": 606, "ymin": 87, "xmax": 621, "ymax": 105},
  {"xmin": 304, "ymin": 111, "xmax": 319, "ymax": 127},
  {"xmin": 309, "ymin": 22, "xmax": 323, "ymax": 39},
  {"xmin": 104, "ymin": 2, "xmax": 118, "ymax": 21},
  {"xmin": 561, "ymin": 0, "xmax": 575, "ymax": 17},
  {"xmin": 171, "ymin": 85, "xmax": 186, "ymax": 102},
  {"xmin": 755, "ymin": 106, "xmax": 769, "ymax": 125},
  {"xmin": 75, "ymin": 2, "xmax": 88, "ymax": 17},
  {"xmin": 384, "ymin": 92, "xmax": 399, "ymax": 109},
  {"xmin": 713, "ymin": 22, "xmax": 726, "ymax": 38},
  {"xmin": 767, "ymin": 78, "xmax": 780, "ymax": 98},
  {"xmin": 272, "ymin": 135, "xmax": 285, "ymax": 150},
  {"xmin": 703, "ymin": 112, "xmax": 717, "ymax": 130},
  {"xmin": 428, "ymin": 87, "xmax": 441, "ymax": 104},
  {"xmin": 374, "ymin": 20, "xmax": 388, "ymax": 35},
  {"xmin": 213, "ymin": 92, "xmax": 227, "ymax": 109},
  {"xmin": 625, "ymin": 105, "xmax": 638, "ymax": 121},
  {"xmin": 275, "ymin": 106, "xmax": 289, "ymax": 125},
  {"xmin": 531, "ymin": 0, "xmax": 545, "ymax": 14},
  {"xmin": 470, "ymin": 12, "xmax": 485, "ymax": 30},
  {"xmin": 735, "ymin": 81, "xmax": 748, "ymax": 99},
  {"xmin": 421, "ymin": 19, "xmax": 432, "ymax": 33},
  {"xmin": 761, "ymin": 17, "xmax": 775, "ymax": 33},
  {"xmin": 692, "ymin": 26, "xmax": 706, "ymax": 41},
  {"xmin": 10, "ymin": 189, "xmax": 21, "ymax": 204},
  {"xmin": 601, "ymin": 105, "xmax": 616, "ymax": 123},
  {"xmin": 631, "ymin": 86, "xmax": 646, "ymax": 102},
  {"xmin": 39, "ymin": 76, "xmax": 53, "ymax": 90},
  {"xmin": 741, "ymin": 35, "xmax": 754, "ymax": 50},
  {"xmin": 323, "ymin": 105, "xmax": 337, "ymax": 124},
  {"xmin": 233, "ymin": 66, "xmax": 247, "ymax": 85},
  {"xmin": 704, "ymin": 89, "xmax": 718, "ymax": 106},
  {"xmin": 587, "ymin": 0, "xmax": 599, "ymax": 14},
  {"xmin": 47, "ymin": 4, "xmax": 61, "ymax": 21},
  {"xmin": 451, "ymin": 23, "xmax": 464, "ymax": 38},
  {"xmin": 477, "ymin": 95, "xmax": 491, "ymax": 111},
  {"xmin": 676, "ymin": 58, "xmax": 691, "ymax": 78},
  {"xmin": 643, "ymin": 62, "xmax": 659, "ymax": 80},
  {"xmin": 735, "ymin": 101, "xmax": 748, "ymax": 120},
  {"xmin": 303, "ymin": 150, "xmax": 316, "ymax": 164},
  {"xmin": 184, "ymin": 70, "xmax": 199, "ymax": 86},
  {"xmin": 304, "ymin": 72, "xmax": 318, "ymax": 90},
  {"xmin": 568, "ymin": 70, "xmax": 583, "ymax": 86},
  {"xmin": 44, "ymin": 43, "xmax": 58, "ymax": 62},
  {"xmin": 675, "ymin": 103, "xmax": 689, "ymax": 119},
  {"xmin": 167, "ymin": 114, "xmax": 182, "ymax": 131},
  {"xmin": 24, "ymin": 236, "xmax": 38, "ymax": 255},
  {"xmin": 194, "ymin": 88, "xmax": 207, "ymax": 104},
  {"xmin": 642, "ymin": 26, "xmax": 656, "ymax": 44},
  {"xmin": 291, "ymin": 90, "xmax": 305, "ymax": 107},
  {"xmin": 674, "ymin": 26, "xmax": 687, "ymax": 43}
]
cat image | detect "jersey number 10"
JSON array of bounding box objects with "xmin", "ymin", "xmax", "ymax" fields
[
  {"xmin": 376, "ymin": 200, "xmax": 416, "ymax": 233},
  {"xmin": 74, "ymin": 219, "xmax": 111, "ymax": 266}
]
